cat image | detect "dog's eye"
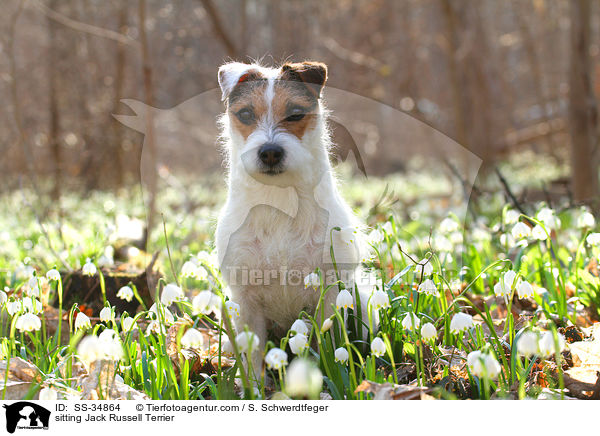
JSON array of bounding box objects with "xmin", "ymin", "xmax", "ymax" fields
[
  {"xmin": 235, "ymin": 108, "xmax": 255, "ymax": 124},
  {"xmin": 285, "ymin": 107, "xmax": 306, "ymax": 122}
]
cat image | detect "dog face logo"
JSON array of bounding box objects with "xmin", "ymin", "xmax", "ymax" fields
[{"xmin": 3, "ymin": 402, "xmax": 51, "ymax": 433}]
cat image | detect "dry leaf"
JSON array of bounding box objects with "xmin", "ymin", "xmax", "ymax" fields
[{"xmin": 354, "ymin": 380, "xmax": 434, "ymax": 400}]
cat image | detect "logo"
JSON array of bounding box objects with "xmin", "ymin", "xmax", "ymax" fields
[{"xmin": 2, "ymin": 402, "xmax": 50, "ymax": 433}]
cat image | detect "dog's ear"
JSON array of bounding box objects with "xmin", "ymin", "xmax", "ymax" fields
[
  {"xmin": 217, "ymin": 62, "xmax": 260, "ymax": 102},
  {"xmin": 280, "ymin": 61, "xmax": 328, "ymax": 98}
]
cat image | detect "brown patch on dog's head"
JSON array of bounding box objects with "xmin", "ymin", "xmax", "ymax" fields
[
  {"xmin": 224, "ymin": 61, "xmax": 328, "ymax": 141},
  {"xmin": 227, "ymin": 78, "xmax": 268, "ymax": 140},
  {"xmin": 271, "ymin": 82, "xmax": 320, "ymax": 139},
  {"xmin": 279, "ymin": 62, "xmax": 328, "ymax": 98}
]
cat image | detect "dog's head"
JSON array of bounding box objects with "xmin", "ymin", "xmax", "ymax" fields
[{"xmin": 218, "ymin": 61, "xmax": 329, "ymax": 186}]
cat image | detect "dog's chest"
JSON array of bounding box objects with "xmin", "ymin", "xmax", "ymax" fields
[{"xmin": 241, "ymin": 201, "xmax": 329, "ymax": 271}]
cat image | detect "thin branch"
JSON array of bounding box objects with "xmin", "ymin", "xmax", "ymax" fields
[
  {"xmin": 322, "ymin": 36, "xmax": 386, "ymax": 72},
  {"xmin": 495, "ymin": 168, "xmax": 527, "ymax": 218},
  {"xmin": 30, "ymin": 0, "xmax": 139, "ymax": 48}
]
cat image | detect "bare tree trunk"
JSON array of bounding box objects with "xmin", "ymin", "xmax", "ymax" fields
[
  {"xmin": 514, "ymin": 4, "xmax": 560, "ymax": 159},
  {"xmin": 569, "ymin": 0, "xmax": 599, "ymax": 210},
  {"xmin": 440, "ymin": 0, "xmax": 470, "ymax": 176},
  {"xmin": 7, "ymin": 1, "xmax": 31, "ymax": 180},
  {"xmin": 139, "ymin": 0, "xmax": 157, "ymax": 249},
  {"xmin": 111, "ymin": 3, "xmax": 127, "ymax": 187},
  {"xmin": 199, "ymin": 0, "xmax": 238, "ymax": 58},
  {"xmin": 48, "ymin": 0, "xmax": 61, "ymax": 201}
]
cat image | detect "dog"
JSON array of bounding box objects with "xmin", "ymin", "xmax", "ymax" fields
[{"xmin": 215, "ymin": 61, "xmax": 373, "ymax": 377}]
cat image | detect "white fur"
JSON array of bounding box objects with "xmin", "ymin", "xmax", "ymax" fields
[{"xmin": 215, "ymin": 63, "xmax": 374, "ymax": 377}]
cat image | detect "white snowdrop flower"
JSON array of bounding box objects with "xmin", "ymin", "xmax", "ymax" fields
[
  {"xmin": 539, "ymin": 331, "xmax": 565, "ymax": 357},
  {"xmin": 265, "ymin": 348, "xmax": 288, "ymax": 369},
  {"xmin": 290, "ymin": 319, "xmax": 309, "ymax": 336},
  {"xmin": 82, "ymin": 259, "xmax": 97, "ymax": 276},
  {"xmin": 449, "ymin": 231, "xmax": 463, "ymax": 245},
  {"xmin": 434, "ymin": 235, "xmax": 453, "ymax": 253},
  {"xmin": 335, "ymin": 289, "xmax": 353, "ymax": 310},
  {"xmin": 586, "ymin": 233, "xmax": 600, "ymax": 246},
  {"xmin": 531, "ymin": 225, "xmax": 547, "ymax": 241},
  {"xmin": 370, "ymin": 337, "xmax": 386, "ymax": 357},
  {"xmin": 334, "ymin": 347, "xmax": 349, "ymax": 364},
  {"xmin": 494, "ymin": 270, "xmax": 517, "ymax": 297},
  {"xmin": 24, "ymin": 276, "xmax": 40, "ymax": 297},
  {"xmin": 192, "ymin": 290, "xmax": 221, "ymax": 315},
  {"xmin": 15, "ymin": 313, "xmax": 41, "ymax": 332},
  {"xmin": 415, "ymin": 259, "xmax": 433, "ymax": 277},
  {"xmin": 339, "ymin": 226, "xmax": 358, "ymax": 246},
  {"xmin": 504, "ymin": 210, "xmax": 520, "ymax": 225},
  {"xmin": 98, "ymin": 328, "xmax": 117, "ymax": 342},
  {"xmin": 161, "ymin": 283, "xmax": 184, "ymax": 306},
  {"xmin": 382, "ymin": 221, "xmax": 393, "ymax": 234},
  {"xmin": 499, "ymin": 233, "xmax": 515, "ymax": 247},
  {"xmin": 472, "ymin": 228, "xmax": 492, "ymax": 243},
  {"xmin": 225, "ymin": 300, "xmax": 240, "ymax": 319},
  {"xmin": 303, "ymin": 272, "xmax": 320, "ymax": 289},
  {"xmin": 235, "ymin": 331, "xmax": 259, "ymax": 354},
  {"xmin": 77, "ymin": 335, "xmax": 102, "ymax": 364},
  {"xmin": 511, "ymin": 222, "xmax": 531, "ymax": 240},
  {"xmin": 99, "ymin": 306, "xmax": 112, "ymax": 322},
  {"xmin": 195, "ymin": 250, "xmax": 216, "ymax": 266},
  {"xmin": 46, "ymin": 269, "xmax": 60, "ymax": 282},
  {"xmin": 285, "ymin": 358, "xmax": 322, "ymax": 399},
  {"xmin": 14, "ymin": 263, "xmax": 35, "ymax": 281},
  {"xmin": 421, "ymin": 322, "xmax": 437, "ymax": 341},
  {"xmin": 440, "ymin": 217, "xmax": 459, "ymax": 233},
  {"xmin": 74, "ymin": 312, "xmax": 91, "ymax": 330},
  {"xmin": 368, "ymin": 228, "xmax": 384, "ymax": 245},
  {"xmin": 517, "ymin": 331, "xmax": 539, "ymax": 357},
  {"xmin": 289, "ymin": 333, "xmax": 309, "ymax": 355},
  {"xmin": 415, "ymin": 258, "xmax": 433, "ymax": 277},
  {"xmin": 220, "ymin": 336, "xmax": 233, "ymax": 354},
  {"xmin": 577, "ymin": 211, "xmax": 595, "ymax": 229},
  {"xmin": 417, "ymin": 279, "xmax": 438, "ymax": 297},
  {"xmin": 194, "ymin": 265, "xmax": 208, "ymax": 280},
  {"xmin": 450, "ymin": 312, "xmax": 473, "ymax": 333},
  {"xmin": 91, "ymin": 329, "xmax": 125, "ymax": 361},
  {"xmin": 97, "ymin": 253, "xmax": 114, "ymax": 268},
  {"xmin": 145, "ymin": 320, "xmax": 164, "ymax": 335},
  {"xmin": 116, "ymin": 286, "xmax": 134, "ymax": 302},
  {"xmin": 181, "ymin": 328, "xmax": 205, "ymax": 349},
  {"xmin": 39, "ymin": 386, "xmax": 58, "ymax": 400},
  {"xmin": 371, "ymin": 290, "xmax": 391, "ymax": 310},
  {"xmin": 7, "ymin": 301, "xmax": 21, "ymax": 316},
  {"xmin": 148, "ymin": 303, "xmax": 175, "ymax": 324},
  {"xmin": 22, "ymin": 296, "xmax": 42, "ymax": 314},
  {"xmin": 121, "ymin": 316, "xmax": 137, "ymax": 332},
  {"xmin": 517, "ymin": 281, "xmax": 534, "ymax": 299},
  {"xmin": 401, "ymin": 313, "xmax": 420, "ymax": 331},
  {"xmin": 321, "ymin": 317, "xmax": 334, "ymax": 333},
  {"xmin": 181, "ymin": 260, "xmax": 200, "ymax": 278},
  {"xmin": 0, "ymin": 290, "xmax": 7, "ymax": 306},
  {"xmin": 537, "ymin": 208, "xmax": 561, "ymax": 230},
  {"xmin": 467, "ymin": 350, "xmax": 501, "ymax": 378},
  {"xmin": 450, "ymin": 279, "xmax": 462, "ymax": 293}
]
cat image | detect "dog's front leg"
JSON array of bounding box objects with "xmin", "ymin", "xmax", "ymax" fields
[{"xmin": 231, "ymin": 290, "xmax": 267, "ymax": 384}]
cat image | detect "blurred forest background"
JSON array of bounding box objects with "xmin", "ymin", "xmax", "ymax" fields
[{"xmin": 0, "ymin": 0, "xmax": 599, "ymax": 210}]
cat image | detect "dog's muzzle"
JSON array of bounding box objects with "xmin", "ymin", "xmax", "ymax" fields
[{"xmin": 258, "ymin": 143, "xmax": 285, "ymax": 174}]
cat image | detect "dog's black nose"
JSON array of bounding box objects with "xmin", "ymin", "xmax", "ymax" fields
[{"xmin": 258, "ymin": 143, "xmax": 284, "ymax": 166}]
